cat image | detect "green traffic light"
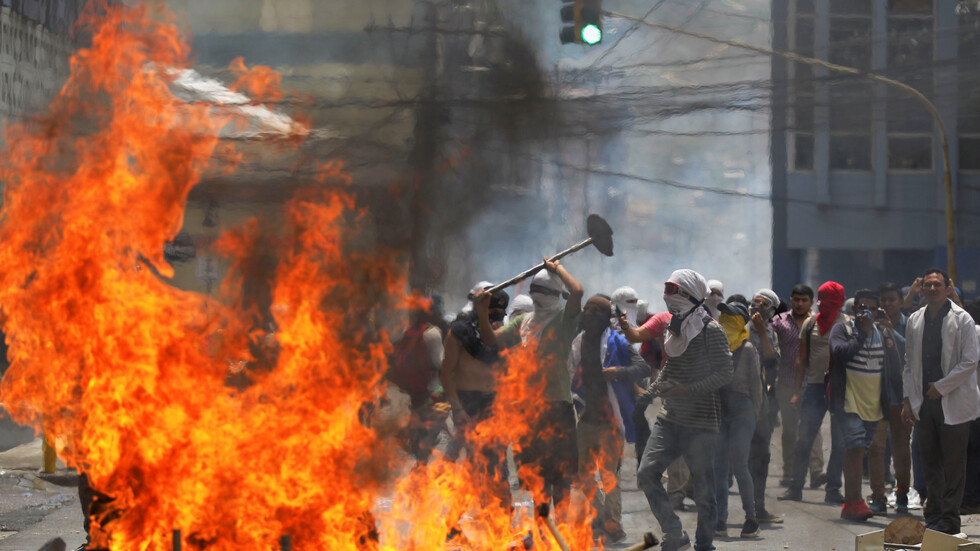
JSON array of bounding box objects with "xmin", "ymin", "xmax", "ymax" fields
[{"xmin": 581, "ymin": 24, "xmax": 602, "ymax": 45}]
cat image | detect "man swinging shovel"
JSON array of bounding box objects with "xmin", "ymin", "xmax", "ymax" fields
[{"xmin": 470, "ymin": 215, "xmax": 613, "ymax": 518}]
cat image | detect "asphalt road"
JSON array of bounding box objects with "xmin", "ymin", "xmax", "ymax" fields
[{"xmin": 3, "ymin": 408, "xmax": 980, "ymax": 550}]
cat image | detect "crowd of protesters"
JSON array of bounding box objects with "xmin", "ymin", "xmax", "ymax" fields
[{"xmin": 386, "ymin": 262, "xmax": 980, "ymax": 551}]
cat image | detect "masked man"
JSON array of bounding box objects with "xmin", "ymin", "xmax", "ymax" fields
[
  {"xmin": 705, "ymin": 280, "xmax": 725, "ymax": 320},
  {"xmin": 476, "ymin": 259, "xmax": 583, "ymax": 511},
  {"xmin": 568, "ymin": 294, "xmax": 649, "ymax": 543},
  {"xmin": 635, "ymin": 269, "xmax": 732, "ymax": 551},
  {"xmin": 612, "ymin": 286, "xmax": 640, "ymax": 326},
  {"xmin": 442, "ymin": 282, "xmax": 510, "ymax": 506}
]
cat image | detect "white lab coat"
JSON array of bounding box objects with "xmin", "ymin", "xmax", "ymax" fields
[{"xmin": 902, "ymin": 301, "xmax": 980, "ymax": 425}]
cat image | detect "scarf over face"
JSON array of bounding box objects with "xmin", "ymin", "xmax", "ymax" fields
[
  {"xmin": 611, "ymin": 286, "xmax": 639, "ymax": 326},
  {"xmin": 522, "ymin": 270, "xmax": 565, "ymax": 343},
  {"xmin": 663, "ymin": 269, "xmax": 709, "ymax": 357},
  {"xmin": 719, "ymin": 312, "xmax": 750, "ymax": 352},
  {"xmin": 755, "ymin": 288, "xmax": 780, "ymax": 321},
  {"xmin": 705, "ymin": 279, "xmax": 725, "ymax": 319},
  {"xmin": 816, "ymin": 281, "xmax": 845, "ymax": 336}
]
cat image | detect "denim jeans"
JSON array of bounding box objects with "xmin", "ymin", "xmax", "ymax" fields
[
  {"xmin": 638, "ymin": 418, "xmax": 717, "ymax": 551},
  {"xmin": 714, "ymin": 393, "xmax": 756, "ymax": 523},
  {"xmin": 790, "ymin": 383, "xmax": 844, "ymax": 492},
  {"xmin": 840, "ymin": 412, "xmax": 878, "ymax": 450}
]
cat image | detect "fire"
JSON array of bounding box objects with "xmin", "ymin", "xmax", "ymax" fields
[{"xmin": 0, "ymin": 2, "xmax": 605, "ymax": 550}]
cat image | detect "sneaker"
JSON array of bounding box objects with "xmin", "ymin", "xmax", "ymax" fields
[
  {"xmin": 777, "ymin": 488, "xmax": 802, "ymax": 501},
  {"xmin": 895, "ymin": 493, "xmax": 909, "ymax": 514},
  {"xmin": 715, "ymin": 520, "xmax": 727, "ymax": 537},
  {"xmin": 662, "ymin": 530, "xmax": 691, "ymax": 551},
  {"xmin": 825, "ymin": 489, "xmax": 846, "ymax": 504},
  {"xmin": 756, "ymin": 509, "xmax": 784, "ymax": 524},
  {"xmin": 740, "ymin": 519, "xmax": 761, "ymax": 538},
  {"xmin": 841, "ymin": 500, "xmax": 875, "ymax": 522},
  {"xmin": 868, "ymin": 495, "xmax": 887, "ymax": 514},
  {"xmin": 810, "ymin": 472, "xmax": 828, "ymax": 489}
]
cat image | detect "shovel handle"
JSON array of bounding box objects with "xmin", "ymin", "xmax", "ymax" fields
[
  {"xmin": 623, "ymin": 532, "xmax": 659, "ymax": 551},
  {"xmin": 477, "ymin": 237, "xmax": 593, "ymax": 297}
]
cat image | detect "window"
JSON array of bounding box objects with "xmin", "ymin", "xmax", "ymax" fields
[
  {"xmin": 829, "ymin": 7, "xmax": 872, "ymax": 169},
  {"xmin": 886, "ymin": 1, "xmax": 933, "ymax": 170},
  {"xmin": 958, "ymin": 11, "xmax": 980, "ymax": 170},
  {"xmin": 960, "ymin": 137, "xmax": 980, "ymax": 171},
  {"xmin": 790, "ymin": 0, "xmax": 815, "ymax": 170}
]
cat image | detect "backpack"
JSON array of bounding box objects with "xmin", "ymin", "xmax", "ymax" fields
[{"xmin": 387, "ymin": 323, "xmax": 436, "ymax": 396}]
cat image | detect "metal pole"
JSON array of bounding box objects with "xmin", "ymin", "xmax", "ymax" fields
[
  {"xmin": 280, "ymin": 535, "xmax": 291, "ymax": 551},
  {"xmin": 606, "ymin": 11, "xmax": 959, "ymax": 282},
  {"xmin": 41, "ymin": 432, "xmax": 56, "ymax": 473},
  {"xmin": 172, "ymin": 529, "xmax": 181, "ymax": 551}
]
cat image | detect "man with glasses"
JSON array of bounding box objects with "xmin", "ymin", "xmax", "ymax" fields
[
  {"xmin": 901, "ymin": 268, "xmax": 980, "ymax": 535},
  {"xmin": 635, "ymin": 269, "xmax": 732, "ymax": 551}
]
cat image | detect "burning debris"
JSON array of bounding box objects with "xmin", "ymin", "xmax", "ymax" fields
[{"xmin": 0, "ymin": 2, "xmax": 611, "ymax": 550}]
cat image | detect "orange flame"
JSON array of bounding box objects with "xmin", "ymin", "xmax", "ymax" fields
[{"xmin": 0, "ymin": 2, "xmax": 606, "ymax": 550}]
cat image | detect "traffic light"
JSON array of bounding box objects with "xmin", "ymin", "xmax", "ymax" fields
[
  {"xmin": 559, "ymin": 0, "xmax": 603, "ymax": 45},
  {"xmin": 580, "ymin": 0, "xmax": 603, "ymax": 45}
]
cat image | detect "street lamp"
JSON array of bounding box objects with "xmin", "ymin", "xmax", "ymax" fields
[{"xmin": 605, "ymin": 11, "xmax": 959, "ymax": 282}]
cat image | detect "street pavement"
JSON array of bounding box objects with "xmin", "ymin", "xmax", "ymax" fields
[{"xmin": 3, "ymin": 411, "xmax": 980, "ymax": 550}]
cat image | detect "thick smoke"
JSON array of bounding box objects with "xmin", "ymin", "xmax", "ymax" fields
[{"xmin": 167, "ymin": 0, "xmax": 773, "ymax": 316}]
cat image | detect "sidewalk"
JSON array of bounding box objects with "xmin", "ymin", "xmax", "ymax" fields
[{"xmin": 0, "ymin": 438, "xmax": 85, "ymax": 551}]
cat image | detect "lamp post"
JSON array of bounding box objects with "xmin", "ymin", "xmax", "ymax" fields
[{"xmin": 606, "ymin": 11, "xmax": 958, "ymax": 282}]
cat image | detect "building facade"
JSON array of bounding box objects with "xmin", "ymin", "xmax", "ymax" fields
[{"xmin": 771, "ymin": 0, "xmax": 980, "ymax": 297}]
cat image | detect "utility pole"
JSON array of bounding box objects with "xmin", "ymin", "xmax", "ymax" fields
[{"xmin": 408, "ymin": 0, "xmax": 447, "ymax": 292}]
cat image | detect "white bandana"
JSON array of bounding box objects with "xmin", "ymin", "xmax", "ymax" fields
[
  {"xmin": 663, "ymin": 269, "xmax": 710, "ymax": 357},
  {"xmin": 521, "ymin": 270, "xmax": 564, "ymax": 343},
  {"xmin": 611, "ymin": 286, "xmax": 639, "ymax": 326}
]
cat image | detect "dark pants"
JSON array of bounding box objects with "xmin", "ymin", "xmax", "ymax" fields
[
  {"xmin": 749, "ymin": 395, "xmax": 776, "ymax": 513},
  {"xmin": 407, "ymin": 392, "xmax": 446, "ymax": 463},
  {"xmin": 912, "ymin": 425, "xmax": 927, "ymax": 498},
  {"xmin": 79, "ymin": 473, "xmax": 113, "ymax": 549},
  {"xmin": 637, "ymin": 418, "xmax": 717, "ymax": 551},
  {"xmin": 962, "ymin": 418, "xmax": 980, "ymax": 507},
  {"xmin": 790, "ymin": 383, "xmax": 844, "ymax": 492},
  {"xmin": 450, "ymin": 390, "xmax": 510, "ymax": 505},
  {"xmin": 517, "ymin": 400, "xmax": 578, "ymax": 507},
  {"xmin": 917, "ymin": 399, "xmax": 971, "ymax": 532},
  {"xmin": 714, "ymin": 393, "xmax": 756, "ymax": 523}
]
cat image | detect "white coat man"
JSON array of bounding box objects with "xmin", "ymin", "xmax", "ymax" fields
[{"xmin": 901, "ymin": 268, "xmax": 980, "ymax": 535}]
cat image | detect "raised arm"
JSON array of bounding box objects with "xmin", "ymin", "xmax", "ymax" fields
[
  {"xmin": 618, "ymin": 314, "xmax": 653, "ymax": 343},
  {"xmin": 544, "ymin": 258, "xmax": 583, "ymax": 320}
]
